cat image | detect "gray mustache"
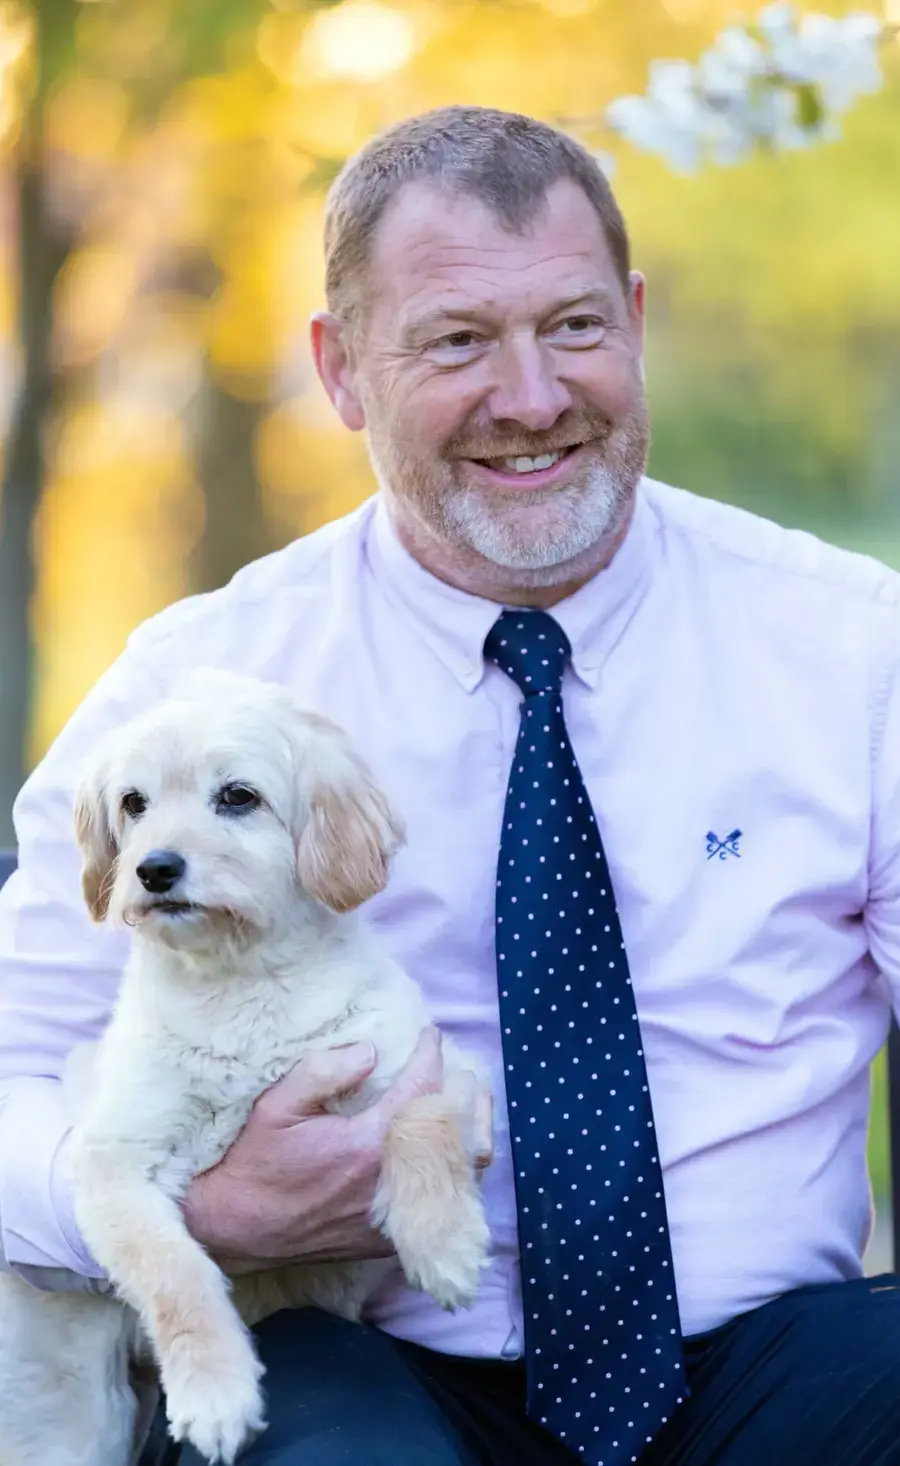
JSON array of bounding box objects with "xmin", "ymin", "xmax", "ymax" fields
[
  {"xmin": 447, "ymin": 433, "xmax": 608, "ymax": 461},
  {"xmin": 444, "ymin": 409, "xmax": 614, "ymax": 462}
]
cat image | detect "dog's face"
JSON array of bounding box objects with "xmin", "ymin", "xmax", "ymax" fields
[{"xmin": 74, "ymin": 672, "xmax": 404, "ymax": 949}]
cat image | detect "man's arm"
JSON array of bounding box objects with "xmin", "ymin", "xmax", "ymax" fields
[
  {"xmin": 865, "ymin": 612, "xmax": 900, "ymax": 999},
  {"xmin": 0, "ymin": 642, "xmax": 164, "ymax": 1288}
]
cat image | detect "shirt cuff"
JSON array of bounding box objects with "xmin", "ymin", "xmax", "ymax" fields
[{"xmin": 0, "ymin": 1078, "xmax": 107, "ymax": 1285}]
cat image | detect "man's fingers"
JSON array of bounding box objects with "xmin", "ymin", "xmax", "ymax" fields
[
  {"xmin": 367, "ymin": 1026, "xmax": 444, "ymax": 1138},
  {"xmin": 473, "ymin": 1088, "xmax": 494, "ymax": 1169},
  {"xmin": 258, "ymin": 1041, "xmax": 377, "ymax": 1123},
  {"xmin": 451, "ymin": 1069, "xmax": 495, "ymax": 1169}
]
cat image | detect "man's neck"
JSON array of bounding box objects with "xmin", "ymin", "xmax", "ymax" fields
[{"xmin": 385, "ymin": 497, "xmax": 636, "ymax": 609}]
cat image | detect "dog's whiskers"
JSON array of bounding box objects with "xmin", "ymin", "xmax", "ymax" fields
[{"xmin": 98, "ymin": 858, "xmax": 119, "ymax": 911}]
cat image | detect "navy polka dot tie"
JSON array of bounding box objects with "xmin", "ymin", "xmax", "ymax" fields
[{"xmin": 486, "ymin": 609, "xmax": 685, "ymax": 1466}]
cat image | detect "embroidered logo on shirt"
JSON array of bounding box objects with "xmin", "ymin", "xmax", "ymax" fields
[{"xmin": 706, "ymin": 829, "xmax": 742, "ymax": 860}]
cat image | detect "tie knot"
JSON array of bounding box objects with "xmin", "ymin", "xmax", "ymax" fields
[{"xmin": 484, "ymin": 610, "xmax": 571, "ymax": 697}]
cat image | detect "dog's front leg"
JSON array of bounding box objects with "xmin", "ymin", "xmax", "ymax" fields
[
  {"xmin": 74, "ymin": 1147, "xmax": 265, "ymax": 1465},
  {"xmin": 371, "ymin": 1076, "xmax": 492, "ymax": 1311}
]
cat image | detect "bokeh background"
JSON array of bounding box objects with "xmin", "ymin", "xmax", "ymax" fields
[{"xmin": 0, "ymin": 0, "xmax": 898, "ymax": 1257}]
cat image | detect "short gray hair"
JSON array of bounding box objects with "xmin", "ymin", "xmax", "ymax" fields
[{"xmin": 323, "ymin": 105, "xmax": 631, "ymax": 323}]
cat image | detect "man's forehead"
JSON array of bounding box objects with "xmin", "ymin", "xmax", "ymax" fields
[{"xmin": 368, "ymin": 178, "xmax": 623, "ymax": 319}]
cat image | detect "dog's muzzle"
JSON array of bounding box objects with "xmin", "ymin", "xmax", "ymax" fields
[{"xmin": 136, "ymin": 850, "xmax": 187, "ymax": 895}]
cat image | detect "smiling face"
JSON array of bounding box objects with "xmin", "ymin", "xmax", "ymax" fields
[{"xmin": 314, "ymin": 177, "xmax": 649, "ymax": 602}]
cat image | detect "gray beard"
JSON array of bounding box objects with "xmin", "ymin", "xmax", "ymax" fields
[
  {"xmin": 368, "ymin": 411, "xmax": 649, "ymax": 587},
  {"xmin": 441, "ymin": 464, "xmax": 632, "ymax": 576}
]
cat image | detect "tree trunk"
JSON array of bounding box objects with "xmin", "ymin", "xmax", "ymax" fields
[
  {"xmin": 188, "ymin": 371, "xmax": 276, "ymax": 595},
  {"xmin": 0, "ymin": 0, "xmax": 78, "ymax": 847},
  {"xmin": 0, "ymin": 160, "xmax": 72, "ymax": 846}
]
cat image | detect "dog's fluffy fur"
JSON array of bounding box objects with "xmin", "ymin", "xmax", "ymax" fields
[{"xmin": 0, "ymin": 673, "xmax": 491, "ymax": 1465}]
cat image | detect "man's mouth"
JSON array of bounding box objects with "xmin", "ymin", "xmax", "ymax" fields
[
  {"xmin": 473, "ymin": 446, "xmax": 577, "ymax": 475},
  {"xmin": 462, "ymin": 442, "xmax": 589, "ymax": 491}
]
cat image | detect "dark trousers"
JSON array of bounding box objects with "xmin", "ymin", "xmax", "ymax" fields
[{"xmin": 152, "ymin": 1274, "xmax": 900, "ymax": 1465}]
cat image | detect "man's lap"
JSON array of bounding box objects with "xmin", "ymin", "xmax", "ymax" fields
[
  {"xmin": 171, "ymin": 1308, "xmax": 487, "ymax": 1466},
  {"xmin": 167, "ymin": 1305, "xmax": 580, "ymax": 1466},
  {"xmin": 167, "ymin": 1275, "xmax": 900, "ymax": 1465},
  {"xmin": 643, "ymin": 1272, "xmax": 900, "ymax": 1466}
]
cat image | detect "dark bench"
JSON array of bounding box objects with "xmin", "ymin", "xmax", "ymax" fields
[{"xmin": 1, "ymin": 849, "xmax": 899, "ymax": 1268}]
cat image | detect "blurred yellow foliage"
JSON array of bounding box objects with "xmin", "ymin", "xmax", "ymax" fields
[
  {"xmin": 45, "ymin": 75, "xmax": 129, "ymax": 160},
  {"xmin": 32, "ymin": 398, "xmax": 202, "ymax": 744}
]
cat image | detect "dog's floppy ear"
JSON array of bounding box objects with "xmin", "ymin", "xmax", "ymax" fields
[
  {"xmin": 73, "ymin": 750, "xmax": 118, "ymax": 923},
  {"xmin": 293, "ymin": 712, "xmax": 405, "ymax": 914}
]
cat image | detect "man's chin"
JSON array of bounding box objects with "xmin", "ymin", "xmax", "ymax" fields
[{"xmin": 447, "ymin": 482, "xmax": 629, "ymax": 575}]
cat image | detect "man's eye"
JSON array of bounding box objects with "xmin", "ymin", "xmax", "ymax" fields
[
  {"xmin": 121, "ymin": 790, "xmax": 147, "ymax": 819},
  {"xmin": 216, "ymin": 784, "xmax": 260, "ymax": 815},
  {"xmin": 430, "ymin": 330, "xmax": 482, "ymax": 356},
  {"xmin": 553, "ymin": 316, "xmax": 607, "ymax": 343}
]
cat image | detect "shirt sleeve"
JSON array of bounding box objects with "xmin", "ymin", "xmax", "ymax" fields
[
  {"xmin": 0, "ymin": 634, "xmax": 170, "ymax": 1288},
  {"xmin": 865, "ymin": 611, "xmax": 900, "ymax": 1004}
]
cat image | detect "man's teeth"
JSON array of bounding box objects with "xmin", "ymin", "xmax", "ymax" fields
[{"xmin": 495, "ymin": 450, "xmax": 565, "ymax": 474}]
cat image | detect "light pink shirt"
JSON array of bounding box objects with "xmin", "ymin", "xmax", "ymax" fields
[{"xmin": 3, "ymin": 478, "xmax": 900, "ymax": 1354}]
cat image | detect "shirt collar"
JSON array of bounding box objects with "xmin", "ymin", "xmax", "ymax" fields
[{"xmin": 365, "ymin": 481, "xmax": 658, "ymax": 692}]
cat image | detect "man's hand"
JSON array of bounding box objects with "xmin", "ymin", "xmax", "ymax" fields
[{"xmin": 183, "ymin": 1027, "xmax": 445, "ymax": 1272}]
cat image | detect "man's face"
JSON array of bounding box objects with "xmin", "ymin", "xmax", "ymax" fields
[{"xmin": 321, "ymin": 178, "xmax": 649, "ymax": 583}]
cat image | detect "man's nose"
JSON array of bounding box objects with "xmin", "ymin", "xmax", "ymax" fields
[
  {"xmin": 136, "ymin": 850, "xmax": 187, "ymax": 894},
  {"xmin": 487, "ymin": 338, "xmax": 573, "ymax": 432}
]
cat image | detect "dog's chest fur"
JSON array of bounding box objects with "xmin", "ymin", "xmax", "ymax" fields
[{"xmin": 78, "ymin": 923, "xmax": 429, "ymax": 1198}]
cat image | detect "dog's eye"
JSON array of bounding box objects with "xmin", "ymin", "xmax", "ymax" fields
[
  {"xmin": 217, "ymin": 784, "xmax": 260, "ymax": 815},
  {"xmin": 121, "ymin": 790, "xmax": 147, "ymax": 819}
]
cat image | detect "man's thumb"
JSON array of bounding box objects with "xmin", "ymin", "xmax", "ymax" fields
[{"xmin": 260, "ymin": 1041, "xmax": 377, "ymax": 1122}]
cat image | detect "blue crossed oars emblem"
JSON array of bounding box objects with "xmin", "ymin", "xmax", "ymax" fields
[{"xmin": 706, "ymin": 829, "xmax": 742, "ymax": 861}]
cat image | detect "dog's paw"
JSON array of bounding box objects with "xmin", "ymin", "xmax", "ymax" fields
[
  {"xmin": 399, "ymin": 1193, "xmax": 491, "ymax": 1311},
  {"xmin": 163, "ymin": 1332, "xmax": 266, "ymax": 1463},
  {"xmin": 167, "ymin": 1376, "xmax": 266, "ymax": 1464}
]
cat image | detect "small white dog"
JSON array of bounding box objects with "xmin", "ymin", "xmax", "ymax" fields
[{"xmin": 0, "ymin": 672, "xmax": 491, "ymax": 1466}]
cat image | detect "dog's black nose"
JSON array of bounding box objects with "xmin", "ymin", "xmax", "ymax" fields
[{"xmin": 136, "ymin": 850, "xmax": 187, "ymax": 894}]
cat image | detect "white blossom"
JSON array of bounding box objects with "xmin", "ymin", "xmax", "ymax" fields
[
  {"xmin": 697, "ymin": 26, "xmax": 768, "ymax": 99},
  {"xmin": 604, "ymin": 4, "xmax": 886, "ymax": 172},
  {"xmin": 757, "ymin": 3, "xmax": 811, "ymax": 79},
  {"xmin": 795, "ymin": 12, "xmax": 883, "ymax": 112},
  {"xmin": 605, "ymin": 90, "xmax": 704, "ymax": 173}
]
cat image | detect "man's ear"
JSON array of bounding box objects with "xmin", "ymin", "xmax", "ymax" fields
[
  {"xmin": 73, "ymin": 751, "xmax": 118, "ymax": 923},
  {"xmin": 628, "ymin": 271, "xmax": 646, "ymax": 368},
  {"xmin": 310, "ymin": 312, "xmax": 366, "ymax": 431}
]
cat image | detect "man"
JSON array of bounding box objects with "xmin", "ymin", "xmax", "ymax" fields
[{"xmin": 2, "ymin": 104, "xmax": 900, "ymax": 1466}]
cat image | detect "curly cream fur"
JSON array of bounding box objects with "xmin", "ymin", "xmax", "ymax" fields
[{"xmin": 0, "ymin": 672, "xmax": 490, "ymax": 1466}]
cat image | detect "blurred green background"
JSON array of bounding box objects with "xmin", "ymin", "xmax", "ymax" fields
[{"xmin": 0, "ymin": 0, "xmax": 897, "ymax": 1261}]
